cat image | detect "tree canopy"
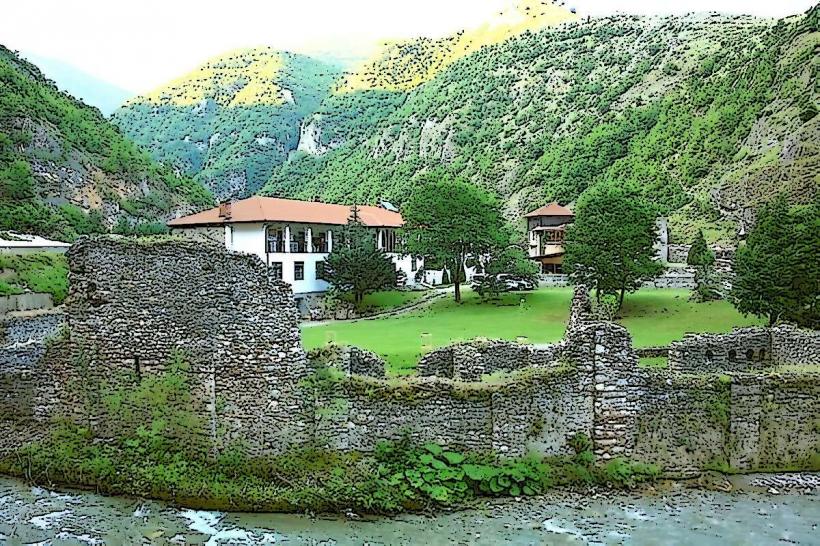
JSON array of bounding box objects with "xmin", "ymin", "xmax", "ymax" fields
[
  {"xmin": 401, "ymin": 173, "xmax": 506, "ymax": 302},
  {"xmin": 323, "ymin": 209, "xmax": 397, "ymax": 306},
  {"xmin": 563, "ymin": 182, "xmax": 662, "ymax": 309},
  {"xmin": 732, "ymin": 196, "xmax": 819, "ymax": 327}
]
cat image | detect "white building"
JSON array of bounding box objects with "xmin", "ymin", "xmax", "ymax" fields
[{"xmin": 167, "ymin": 196, "xmax": 423, "ymax": 295}]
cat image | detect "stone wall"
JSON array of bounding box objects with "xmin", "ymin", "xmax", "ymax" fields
[
  {"xmin": 0, "ymin": 312, "xmax": 64, "ymax": 345},
  {"xmin": 314, "ymin": 366, "xmax": 592, "ymax": 457},
  {"xmin": 644, "ymin": 268, "xmax": 696, "ymax": 289},
  {"xmin": 668, "ymin": 328, "xmax": 772, "ymax": 372},
  {"xmin": 308, "ymin": 345, "xmax": 387, "ymax": 378},
  {"xmin": 1, "ymin": 236, "xmax": 311, "ymax": 457},
  {"xmin": 416, "ymin": 340, "xmax": 562, "ymax": 381},
  {"xmin": 771, "ymin": 325, "xmax": 820, "ymax": 366},
  {"xmin": 1, "ymin": 247, "xmax": 817, "ymax": 478},
  {"xmin": 669, "ymin": 326, "xmax": 820, "ymax": 372}
]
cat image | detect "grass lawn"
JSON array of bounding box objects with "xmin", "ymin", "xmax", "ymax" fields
[
  {"xmin": 350, "ymin": 290, "xmax": 426, "ymax": 313},
  {"xmin": 301, "ymin": 287, "xmax": 763, "ymax": 375},
  {"xmin": 0, "ymin": 252, "xmax": 69, "ymax": 303}
]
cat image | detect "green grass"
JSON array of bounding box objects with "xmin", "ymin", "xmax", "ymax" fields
[
  {"xmin": 302, "ymin": 288, "xmax": 763, "ymax": 375},
  {"xmin": 343, "ymin": 290, "xmax": 426, "ymax": 313},
  {"xmin": 638, "ymin": 357, "xmax": 668, "ymax": 369},
  {"xmin": 617, "ymin": 290, "xmax": 761, "ymax": 347},
  {"xmin": 0, "ymin": 252, "xmax": 69, "ymax": 304}
]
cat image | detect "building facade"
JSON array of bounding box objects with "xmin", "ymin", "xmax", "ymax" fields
[
  {"xmin": 524, "ymin": 202, "xmax": 574, "ymax": 274},
  {"xmin": 168, "ymin": 196, "xmax": 422, "ymax": 294}
]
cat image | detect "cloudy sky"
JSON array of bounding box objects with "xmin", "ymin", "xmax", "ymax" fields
[{"xmin": 3, "ymin": 0, "xmax": 815, "ymax": 94}]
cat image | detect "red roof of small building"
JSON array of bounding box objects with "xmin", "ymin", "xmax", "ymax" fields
[
  {"xmin": 524, "ymin": 202, "xmax": 574, "ymax": 218},
  {"xmin": 167, "ymin": 196, "xmax": 404, "ymax": 228}
]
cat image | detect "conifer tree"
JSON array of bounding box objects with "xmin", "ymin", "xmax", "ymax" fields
[{"xmin": 323, "ymin": 208, "xmax": 397, "ymax": 306}]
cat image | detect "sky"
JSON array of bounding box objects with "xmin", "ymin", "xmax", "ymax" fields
[{"xmin": 2, "ymin": 0, "xmax": 816, "ymax": 94}]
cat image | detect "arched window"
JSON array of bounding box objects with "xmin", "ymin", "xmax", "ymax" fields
[
  {"xmin": 705, "ymin": 350, "xmax": 713, "ymax": 362},
  {"xmin": 728, "ymin": 350, "xmax": 737, "ymax": 361},
  {"xmin": 758, "ymin": 348, "xmax": 766, "ymax": 361},
  {"xmin": 746, "ymin": 349, "xmax": 754, "ymax": 361}
]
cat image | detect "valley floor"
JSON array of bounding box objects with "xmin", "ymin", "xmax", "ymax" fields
[{"xmin": 301, "ymin": 287, "xmax": 764, "ymax": 375}]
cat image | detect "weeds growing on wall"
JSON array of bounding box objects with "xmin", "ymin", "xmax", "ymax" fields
[{"xmin": 0, "ymin": 361, "xmax": 660, "ymax": 514}]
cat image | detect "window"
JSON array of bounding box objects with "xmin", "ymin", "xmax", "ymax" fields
[
  {"xmin": 316, "ymin": 260, "xmax": 326, "ymax": 280},
  {"xmin": 383, "ymin": 229, "xmax": 397, "ymax": 252},
  {"xmin": 294, "ymin": 261, "xmax": 305, "ymax": 280},
  {"xmin": 728, "ymin": 350, "xmax": 737, "ymax": 361},
  {"xmin": 746, "ymin": 349, "xmax": 754, "ymax": 361},
  {"xmin": 270, "ymin": 262, "xmax": 283, "ymax": 280},
  {"xmin": 411, "ymin": 257, "xmax": 417, "ymax": 271},
  {"xmin": 759, "ymin": 348, "xmax": 766, "ymax": 361}
]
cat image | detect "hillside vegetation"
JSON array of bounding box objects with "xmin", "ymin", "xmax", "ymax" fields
[
  {"xmin": 0, "ymin": 46, "xmax": 212, "ymax": 240},
  {"xmin": 264, "ymin": 8, "xmax": 818, "ymax": 243},
  {"xmin": 113, "ymin": 48, "xmax": 342, "ymax": 198}
]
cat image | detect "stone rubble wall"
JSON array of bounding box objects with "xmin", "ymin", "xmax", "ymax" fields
[
  {"xmin": 416, "ymin": 340, "xmax": 562, "ymax": 381},
  {"xmin": 308, "ymin": 344, "xmax": 387, "ymax": 378},
  {"xmin": 0, "ymin": 312, "xmax": 64, "ymax": 345},
  {"xmin": 314, "ymin": 366, "xmax": 592, "ymax": 457},
  {"xmin": 669, "ymin": 328, "xmax": 773, "ymax": 372},
  {"xmin": 669, "ymin": 326, "xmax": 819, "ymax": 373},
  {"xmin": 0, "ymin": 236, "xmax": 312, "ymax": 457},
  {"xmin": 1, "ymin": 249, "xmax": 817, "ymax": 477},
  {"xmin": 771, "ymin": 325, "xmax": 820, "ymax": 366}
]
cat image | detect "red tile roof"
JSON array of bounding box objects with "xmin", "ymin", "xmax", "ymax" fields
[
  {"xmin": 167, "ymin": 196, "xmax": 404, "ymax": 228},
  {"xmin": 524, "ymin": 202, "xmax": 574, "ymax": 218}
]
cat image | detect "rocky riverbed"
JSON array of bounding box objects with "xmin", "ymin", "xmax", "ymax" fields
[{"xmin": 1, "ymin": 474, "xmax": 818, "ymax": 545}]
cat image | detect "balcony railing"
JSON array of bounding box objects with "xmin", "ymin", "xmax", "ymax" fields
[
  {"xmin": 266, "ymin": 241, "xmax": 286, "ymax": 253},
  {"xmin": 266, "ymin": 239, "xmax": 329, "ymax": 253}
]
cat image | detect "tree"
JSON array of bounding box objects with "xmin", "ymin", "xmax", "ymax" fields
[
  {"xmin": 401, "ymin": 174, "xmax": 506, "ymax": 302},
  {"xmin": 732, "ymin": 196, "xmax": 819, "ymax": 327},
  {"xmin": 323, "ymin": 208, "xmax": 397, "ymax": 306},
  {"xmin": 687, "ymin": 230, "xmax": 719, "ymax": 302},
  {"xmin": 475, "ymin": 245, "xmax": 539, "ymax": 300},
  {"xmin": 563, "ymin": 182, "xmax": 663, "ymax": 310}
]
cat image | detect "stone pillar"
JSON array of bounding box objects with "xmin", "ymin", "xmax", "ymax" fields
[
  {"xmin": 284, "ymin": 225, "xmax": 291, "ymax": 253},
  {"xmin": 588, "ymin": 322, "xmax": 641, "ymax": 460},
  {"xmin": 306, "ymin": 227, "xmax": 313, "ymax": 253},
  {"xmin": 728, "ymin": 376, "xmax": 763, "ymax": 471}
]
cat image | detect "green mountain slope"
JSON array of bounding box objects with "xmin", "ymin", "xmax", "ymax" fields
[
  {"xmin": 112, "ymin": 48, "xmax": 342, "ymax": 198},
  {"xmin": 0, "ymin": 46, "xmax": 212, "ymax": 240},
  {"xmin": 263, "ymin": 8, "xmax": 818, "ymax": 244}
]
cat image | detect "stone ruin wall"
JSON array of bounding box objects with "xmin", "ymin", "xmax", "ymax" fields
[
  {"xmin": 416, "ymin": 340, "xmax": 563, "ymax": 382},
  {"xmin": 0, "ymin": 246, "xmax": 818, "ymax": 478},
  {"xmin": 669, "ymin": 325, "xmax": 820, "ymax": 372},
  {"xmin": 0, "ymin": 237, "xmax": 312, "ymax": 457}
]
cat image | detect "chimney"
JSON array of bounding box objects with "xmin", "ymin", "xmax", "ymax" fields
[{"xmin": 218, "ymin": 201, "xmax": 232, "ymax": 219}]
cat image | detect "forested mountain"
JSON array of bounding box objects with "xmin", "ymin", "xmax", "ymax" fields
[
  {"xmin": 0, "ymin": 46, "xmax": 212, "ymax": 240},
  {"xmin": 112, "ymin": 48, "xmax": 342, "ymax": 198},
  {"xmin": 262, "ymin": 7, "xmax": 818, "ymax": 243}
]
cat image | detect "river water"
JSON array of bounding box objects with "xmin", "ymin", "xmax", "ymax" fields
[{"xmin": 1, "ymin": 475, "xmax": 818, "ymax": 545}]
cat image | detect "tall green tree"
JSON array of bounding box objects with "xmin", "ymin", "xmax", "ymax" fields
[
  {"xmin": 687, "ymin": 230, "xmax": 719, "ymax": 301},
  {"xmin": 563, "ymin": 182, "xmax": 663, "ymax": 309},
  {"xmin": 401, "ymin": 174, "xmax": 505, "ymax": 302},
  {"xmin": 323, "ymin": 208, "xmax": 397, "ymax": 306},
  {"xmin": 732, "ymin": 196, "xmax": 819, "ymax": 327}
]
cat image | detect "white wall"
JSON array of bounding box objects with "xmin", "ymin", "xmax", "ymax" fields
[{"xmin": 222, "ymin": 223, "xmax": 423, "ymax": 295}]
